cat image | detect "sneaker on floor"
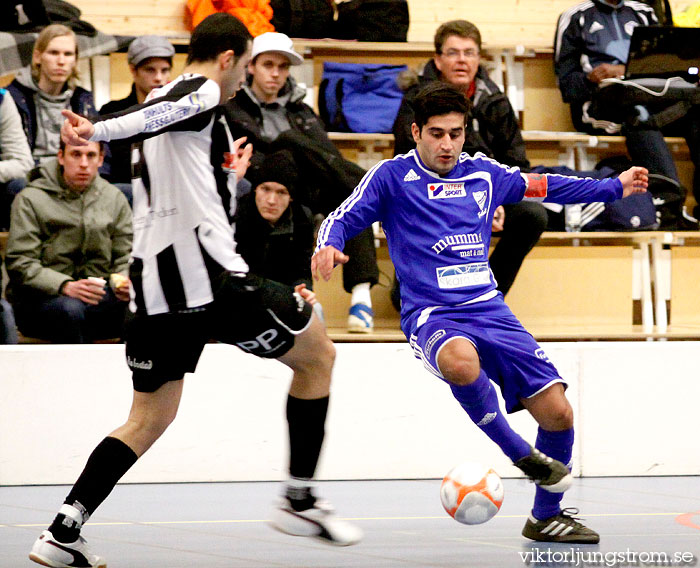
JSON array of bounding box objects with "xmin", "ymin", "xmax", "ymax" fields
[
  {"xmin": 347, "ymin": 303, "xmax": 374, "ymax": 333},
  {"xmin": 522, "ymin": 508, "xmax": 600, "ymax": 544},
  {"xmin": 514, "ymin": 447, "xmax": 573, "ymax": 493},
  {"xmin": 269, "ymin": 498, "xmax": 363, "ymax": 546},
  {"xmin": 29, "ymin": 530, "xmax": 106, "ymax": 567}
]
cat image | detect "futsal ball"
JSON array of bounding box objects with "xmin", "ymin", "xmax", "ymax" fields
[{"xmin": 440, "ymin": 462, "xmax": 504, "ymax": 525}]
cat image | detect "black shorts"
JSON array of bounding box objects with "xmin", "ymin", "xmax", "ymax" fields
[{"xmin": 125, "ymin": 272, "xmax": 313, "ymax": 392}]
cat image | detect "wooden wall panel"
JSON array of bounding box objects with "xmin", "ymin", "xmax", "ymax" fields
[{"xmin": 68, "ymin": 0, "xmax": 696, "ymax": 43}]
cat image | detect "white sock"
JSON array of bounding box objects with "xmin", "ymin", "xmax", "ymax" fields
[
  {"xmin": 59, "ymin": 503, "xmax": 87, "ymax": 527},
  {"xmin": 350, "ymin": 283, "xmax": 371, "ymax": 307}
]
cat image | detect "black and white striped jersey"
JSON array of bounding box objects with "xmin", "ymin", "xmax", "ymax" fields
[{"xmin": 92, "ymin": 73, "xmax": 248, "ymax": 315}]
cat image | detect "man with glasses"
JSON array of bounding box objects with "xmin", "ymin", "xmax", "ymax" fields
[{"xmin": 393, "ymin": 20, "xmax": 548, "ymax": 302}]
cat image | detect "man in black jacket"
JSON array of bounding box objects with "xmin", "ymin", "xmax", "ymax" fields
[
  {"xmin": 223, "ymin": 32, "xmax": 379, "ymax": 333},
  {"xmin": 99, "ymin": 35, "xmax": 175, "ymax": 186},
  {"xmin": 235, "ymin": 150, "xmax": 316, "ymax": 301},
  {"xmin": 393, "ymin": 20, "xmax": 548, "ymax": 298},
  {"xmin": 554, "ymin": 0, "xmax": 699, "ymax": 226}
]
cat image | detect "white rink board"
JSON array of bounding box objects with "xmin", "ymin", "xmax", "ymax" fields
[{"xmin": 1, "ymin": 342, "xmax": 698, "ymax": 485}]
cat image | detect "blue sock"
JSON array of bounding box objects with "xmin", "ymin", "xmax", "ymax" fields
[
  {"xmin": 450, "ymin": 370, "xmax": 531, "ymax": 463},
  {"xmin": 532, "ymin": 427, "xmax": 574, "ymax": 521}
]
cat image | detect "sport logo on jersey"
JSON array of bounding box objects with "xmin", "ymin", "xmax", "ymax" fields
[
  {"xmin": 473, "ymin": 190, "xmax": 488, "ymax": 217},
  {"xmin": 428, "ymin": 182, "xmax": 466, "ymax": 200}
]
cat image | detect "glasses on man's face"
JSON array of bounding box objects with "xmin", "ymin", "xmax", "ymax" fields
[{"xmin": 441, "ymin": 49, "xmax": 480, "ymax": 60}]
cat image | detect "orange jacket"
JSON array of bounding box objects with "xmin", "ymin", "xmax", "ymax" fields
[{"xmin": 185, "ymin": 0, "xmax": 274, "ymax": 36}]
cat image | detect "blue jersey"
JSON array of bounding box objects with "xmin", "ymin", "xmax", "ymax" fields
[{"xmin": 316, "ymin": 150, "xmax": 622, "ymax": 334}]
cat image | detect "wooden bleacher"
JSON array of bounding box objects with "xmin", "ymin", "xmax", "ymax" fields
[
  {"xmin": 317, "ymin": 229, "xmax": 700, "ymax": 343},
  {"xmin": 9, "ymin": 1, "xmax": 699, "ymax": 343}
]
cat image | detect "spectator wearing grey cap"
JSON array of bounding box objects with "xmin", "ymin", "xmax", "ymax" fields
[{"xmin": 99, "ymin": 36, "xmax": 175, "ymax": 186}]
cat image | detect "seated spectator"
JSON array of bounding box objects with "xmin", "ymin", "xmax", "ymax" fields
[
  {"xmin": 5, "ymin": 140, "xmax": 132, "ymax": 343},
  {"xmin": 554, "ymin": 0, "xmax": 699, "ymax": 227},
  {"xmin": 7, "ymin": 24, "xmax": 97, "ymax": 166},
  {"xmin": 223, "ymin": 32, "xmax": 379, "ymax": 333},
  {"xmin": 1, "ymin": 261, "xmax": 19, "ymax": 344},
  {"xmin": 393, "ymin": 20, "xmax": 548, "ymax": 300},
  {"xmin": 100, "ymin": 35, "xmax": 175, "ymax": 188},
  {"xmin": 0, "ymin": 89, "xmax": 34, "ymax": 231},
  {"xmin": 235, "ymin": 150, "xmax": 317, "ymax": 307}
]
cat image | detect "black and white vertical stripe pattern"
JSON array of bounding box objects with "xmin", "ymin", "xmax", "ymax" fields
[{"xmin": 130, "ymin": 229, "xmax": 227, "ymax": 315}]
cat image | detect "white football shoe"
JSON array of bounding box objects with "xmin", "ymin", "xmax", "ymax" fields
[
  {"xmin": 29, "ymin": 530, "xmax": 106, "ymax": 568},
  {"xmin": 269, "ymin": 498, "xmax": 363, "ymax": 546}
]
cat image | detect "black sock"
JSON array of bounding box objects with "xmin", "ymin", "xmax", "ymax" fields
[
  {"xmin": 286, "ymin": 395, "xmax": 329, "ymax": 480},
  {"xmin": 49, "ymin": 436, "xmax": 138, "ymax": 542}
]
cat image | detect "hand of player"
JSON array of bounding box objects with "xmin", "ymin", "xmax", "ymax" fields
[
  {"xmin": 492, "ymin": 205, "xmax": 505, "ymax": 232},
  {"xmin": 61, "ymin": 109, "xmax": 95, "ymax": 146},
  {"xmin": 587, "ymin": 63, "xmax": 625, "ymax": 84},
  {"xmin": 618, "ymin": 166, "xmax": 649, "ymax": 197},
  {"xmin": 62, "ymin": 279, "xmax": 106, "ymax": 305},
  {"xmin": 294, "ymin": 283, "xmax": 317, "ymax": 306},
  {"xmin": 311, "ymin": 245, "xmax": 349, "ymax": 282}
]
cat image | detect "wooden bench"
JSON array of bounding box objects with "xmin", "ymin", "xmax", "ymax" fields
[{"xmin": 318, "ymin": 230, "xmax": 700, "ymax": 342}]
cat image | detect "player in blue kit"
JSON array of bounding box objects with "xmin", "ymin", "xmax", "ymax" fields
[{"xmin": 312, "ymin": 83, "xmax": 648, "ymax": 544}]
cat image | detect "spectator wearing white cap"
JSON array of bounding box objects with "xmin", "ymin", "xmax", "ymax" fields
[
  {"xmin": 224, "ymin": 32, "xmax": 380, "ymax": 333},
  {"xmin": 99, "ymin": 36, "xmax": 176, "ymax": 186}
]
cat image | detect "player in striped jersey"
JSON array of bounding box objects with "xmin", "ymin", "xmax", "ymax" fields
[
  {"xmin": 313, "ymin": 83, "xmax": 648, "ymax": 544},
  {"xmin": 29, "ymin": 14, "xmax": 360, "ymax": 568}
]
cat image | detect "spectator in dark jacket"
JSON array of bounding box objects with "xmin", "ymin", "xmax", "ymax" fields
[
  {"xmin": 224, "ymin": 32, "xmax": 378, "ymax": 332},
  {"xmin": 99, "ymin": 35, "xmax": 175, "ymax": 186},
  {"xmin": 554, "ymin": 0, "xmax": 699, "ymax": 225},
  {"xmin": 393, "ymin": 20, "xmax": 548, "ymax": 299},
  {"xmin": 235, "ymin": 150, "xmax": 318, "ymax": 307}
]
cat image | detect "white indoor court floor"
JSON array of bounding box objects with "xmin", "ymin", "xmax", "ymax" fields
[{"xmin": 1, "ymin": 476, "xmax": 699, "ymax": 568}]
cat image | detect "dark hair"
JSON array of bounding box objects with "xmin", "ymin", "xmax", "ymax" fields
[
  {"xmin": 411, "ymin": 83, "xmax": 470, "ymax": 131},
  {"xmin": 434, "ymin": 20, "xmax": 482, "ymax": 54},
  {"xmin": 187, "ymin": 13, "xmax": 252, "ymax": 65}
]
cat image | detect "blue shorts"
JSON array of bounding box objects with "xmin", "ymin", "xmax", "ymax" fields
[{"xmin": 409, "ymin": 295, "xmax": 565, "ymax": 413}]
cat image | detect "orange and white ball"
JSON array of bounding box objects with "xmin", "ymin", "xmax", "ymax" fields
[{"xmin": 440, "ymin": 462, "xmax": 504, "ymax": 525}]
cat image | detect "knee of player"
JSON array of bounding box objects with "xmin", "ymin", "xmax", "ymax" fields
[
  {"xmin": 546, "ymin": 402, "xmax": 574, "ymax": 430},
  {"xmin": 438, "ymin": 355, "xmax": 481, "ymax": 386},
  {"xmin": 129, "ymin": 405, "xmax": 179, "ymax": 436},
  {"xmin": 313, "ymin": 335, "xmax": 336, "ymax": 370},
  {"xmin": 296, "ymin": 334, "xmax": 335, "ymax": 375}
]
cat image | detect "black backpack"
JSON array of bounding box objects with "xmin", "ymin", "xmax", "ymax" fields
[
  {"xmin": 270, "ymin": 0, "xmax": 334, "ymax": 39},
  {"xmin": 333, "ymin": 0, "xmax": 409, "ymax": 42},
  {"xmin": 0, "ymin": 1, "xmax": 49, "ymax": 31}
]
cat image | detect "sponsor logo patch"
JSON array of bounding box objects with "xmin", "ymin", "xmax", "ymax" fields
[
  {"xmin": 127, "ymin": 356, "xmax": 153, "ymax": 370},
  {"xmin": 428, "ymin": 182, "xmax": 466, "ymax": 200},
  {"xmin": 436, "ymin": 262, "xmax": 491, "ymax": 289},
  {"xmin": 432, "ymin": 233, "xmax": 485, "ymax": 258}
]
